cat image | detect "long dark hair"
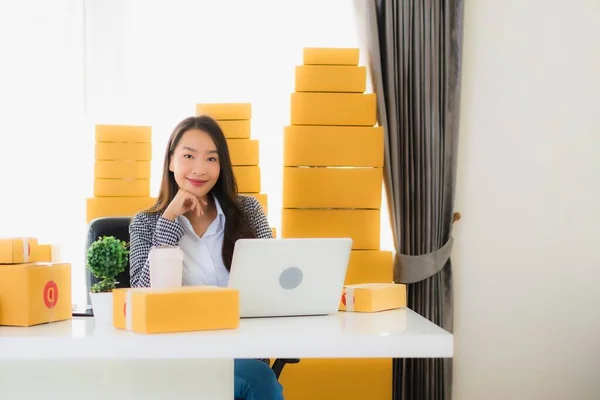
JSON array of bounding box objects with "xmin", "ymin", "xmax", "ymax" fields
[{"xmin": 144, "ymin": 115, "xmax": 256, "ymax": 270}]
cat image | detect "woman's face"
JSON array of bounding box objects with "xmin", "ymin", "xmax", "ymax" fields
[{"xmin": 169, "ymin": 128, "xmax": 220, "ymax": 198}]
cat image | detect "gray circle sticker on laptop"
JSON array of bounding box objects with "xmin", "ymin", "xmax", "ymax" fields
[{"xmin": 279, "ymin": 266, "xmax": 303, "ymax": 290}]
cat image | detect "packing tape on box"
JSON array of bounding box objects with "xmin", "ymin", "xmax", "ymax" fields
[
  {"xmin": 21, "ymin": 237, "xmax": 29, "ymax": 262},
  {"xmin": 46, "ymin": 263, "xmax": 58, "ymax": 322},
  {"xmin": 346, "ymin": 287, "xmax": 355, "ymax": 312},
  {"xmin": 126, "ymin": 289, "xmax": 133, "ymax": 331}
]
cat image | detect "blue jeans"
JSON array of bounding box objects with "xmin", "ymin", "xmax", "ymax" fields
[{"xmin": 234, "ymin": 359, "xmax": 284, "ymax": 400}]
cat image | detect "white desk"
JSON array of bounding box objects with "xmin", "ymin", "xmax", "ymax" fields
[{"xmin": 0, "ymin": 309, "xmax": 452, "ymax": 399}]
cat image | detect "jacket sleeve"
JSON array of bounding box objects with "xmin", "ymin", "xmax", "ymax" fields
[
  {"xmin": 128, "ymin": 213, "xmax": 186, "ymax": 287},
  {"xmin": 246, "ymin": 196, "xmax": 273, "ymax": 239}
]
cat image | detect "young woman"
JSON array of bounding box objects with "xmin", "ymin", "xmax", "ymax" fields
[{"xmin": 129, "ymin": 115, "xmax": 283, "ymax": 400}]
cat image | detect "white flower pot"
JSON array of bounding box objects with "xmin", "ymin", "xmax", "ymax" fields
[{"xmin": 90, "ymin": 292, "xmax": 113, "ymax": 329}]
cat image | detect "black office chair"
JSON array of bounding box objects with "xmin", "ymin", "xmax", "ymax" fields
[{"xmin": 85, "ymin": 217, "xmax": 300, "ymax": 380}]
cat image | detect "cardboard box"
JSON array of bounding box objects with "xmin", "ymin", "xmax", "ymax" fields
[
  {"xmin": 86, "ymin": 197, "xmax": 157, "ymax": 223},
  {"xmin": 279, "ymin": 359, "xmax": 391, "ymax": 400},
  {"xmin": 0, "ymin": 263, "xmax": 72, "ymax": 326},
  {"xmin": 216, "ymin": 120, "xmax": 251, "ymax": 139},
  {"xmin": 282, "ymin": 209, "xmax": 380, "ymax": 250},
  {"xmin": 339, "ymin": 283, "xmax": 406, "ymax": 312},
  {"xmin": 344, "ymin": 250, "xmax": 393, "ymax": 285},
  {"xmin": 233, "ymin": 166, "xmax": 261, "ymax": 193},
  {"xmin": 113, "ymin": 286, "xmax": 239, "ymax": 334},
  {"xmin": 94, "ymin": 160, "xmax": 151, "ymax": 179},
  {"xmin": 37, "ymin": 244, "xmax": 52, "ymax": 263},
  {"xmin": 94, "ymin": 179, "xmax": 150, "ymax": 197},
  {"xmin": 227, "ymin": 139, "xmax": 259, "ymax": 166},
  {"xmin": 290, "ymin": 93, "xmax": 377, "ymax": 126},
  {"xmin": 295, "ymin": 65, "xmax": 366, "ymax": 93},
  {"xmin": 283, "ymin": 167, "xmax": 383, "ymax": 209},
  {"xmin": 196, "ymin": 103, "xmax": 252, "ymax": 120},
  {"xmin": 0, "ymin": 237, "xmax": 38, "ymax": 264},
  {"xmin": 283, "ymin": 125, "xmax": 384, "ymax": 167},
  {"xmin": 36, "ymin": 244, "xmax": 60, "ymax": 263},
  {"xmin": 303, "ymin": 48, "xmax": 360, "ymax": 66},
  {"xmin": 95, "ymin": 142, "xmax": 152, "ymax": 161},
  {"xmin": 95, "ymin": 125, "xmax": 152, "ymax": 143}
]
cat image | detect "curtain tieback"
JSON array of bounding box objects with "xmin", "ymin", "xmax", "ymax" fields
[{"xmin": 394, "ymin": 235, "xmax": 454, "ymax": 284}]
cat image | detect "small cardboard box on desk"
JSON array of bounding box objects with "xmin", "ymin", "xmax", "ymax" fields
[
  {"xmin": 339, "ymin": 283, "xmax": 407, "ymax": 312},
  {"xmin": 0, "ymin": 262, "xmax": 72, "ymax": 327},
  {"xmin": 0, "ymin": 237, "xmax": 59, "ymax": 264},
  {"xmin": 113, "ymin": 286, "xmax": 240, "ymax": 334},
  {"xmin": 0, "ymin": 237, "xmax": 39, "ymax": 264}
]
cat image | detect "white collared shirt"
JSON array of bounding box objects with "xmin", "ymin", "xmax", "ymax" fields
[{"xmin": 177, "ymin": 196, "xmax": 228, "ymax": 287}]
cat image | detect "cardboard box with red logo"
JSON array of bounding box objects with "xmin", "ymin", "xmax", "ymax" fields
[
  {"xmin": 339, "ymin": 283, "xmax": 407, "ymax": 313},
  {"xmin": 112, "ymin": 286, "xmax": 239, "ymax": 334},
  {"xmin": 0, "ymin": 262, "xmax": 72, "ymax": 327}
]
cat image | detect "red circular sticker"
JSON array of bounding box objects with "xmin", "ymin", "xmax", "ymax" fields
[
  {"xmin": 341, "ymin": 293, "xmax": 355, "ymax": 307},
  {"xmin": 43, "ymin": 281, "xmax": 58, "ymax": 308}
]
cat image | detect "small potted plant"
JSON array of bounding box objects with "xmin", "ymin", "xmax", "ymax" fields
[{"xmin": 86, "ymin": 236, "xmax": 129, "ymax": 326}]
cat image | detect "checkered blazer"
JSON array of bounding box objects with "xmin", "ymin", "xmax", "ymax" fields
[{"xmin": 129, "ymin": 194, "xmax": 272, "ymax": 288}]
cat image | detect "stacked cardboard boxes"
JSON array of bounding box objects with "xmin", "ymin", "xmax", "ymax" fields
[
  {"xmin": 86, "ymin": 125, "xmax": 156, "ymax": 223},
  {"xmin": 0, "ymin": 237, "xmax": 71, "ymax": 327},
  {"xmin": 195, "ymin": 103, "xmax": 274, "ymax": 236},
  {"xmin": 0, "ymin": 238, "xmax": 59, "ymax": 264},
  {"xmin": 280, "ymin": 47, "xmax": 394, "ymax": 400}
]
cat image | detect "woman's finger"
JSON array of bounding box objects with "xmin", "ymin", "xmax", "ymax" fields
[
  {"xmin": 183, "ymin": 195, "xmax": 192, "ymax": 208},
  {"xmin": 195, "ymin": 197, "xmax": 203, "ymax": 217}
]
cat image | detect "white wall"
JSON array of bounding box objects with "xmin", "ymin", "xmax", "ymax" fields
[{"xmin": 453, "ymin": 1, "xmax": 600, "ymax": 399}]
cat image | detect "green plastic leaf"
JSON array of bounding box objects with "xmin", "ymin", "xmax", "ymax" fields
[{"xmin": 86, "ymin": 236, "xmax": 129, "ymax": 293}]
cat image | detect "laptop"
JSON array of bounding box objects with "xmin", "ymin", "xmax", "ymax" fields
[{"xmin": 228, "ymin": 238, "xmax": 352, "ymax": 318}]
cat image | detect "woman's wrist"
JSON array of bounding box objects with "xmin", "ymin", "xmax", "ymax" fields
[{"xmin": 162, "ymin": 210, "xmax": 176, "ymax": 221}]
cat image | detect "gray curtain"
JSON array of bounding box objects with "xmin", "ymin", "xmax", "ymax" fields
[{"xmin": 355, "ymin": 0, "xmax": 464, "ymax": 399}]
